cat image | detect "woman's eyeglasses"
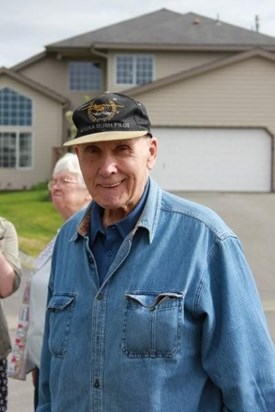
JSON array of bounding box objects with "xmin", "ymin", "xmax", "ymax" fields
[{"xmin": 47, "ymin": 178, "xmax": 78, "ymax": 191}]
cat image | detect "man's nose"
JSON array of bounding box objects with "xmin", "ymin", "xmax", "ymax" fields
[{"xmin": 99, "ymin": 156, "xmax": 118, "ymax": 176}]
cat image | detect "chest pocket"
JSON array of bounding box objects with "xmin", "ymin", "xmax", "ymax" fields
[
  {"xmin": 47, "ymin": 293, "xmax": 76, "ymax": 358},
  {"xmin": 122, "ymin": 291, "xmax": 184, "ymax": 358}
]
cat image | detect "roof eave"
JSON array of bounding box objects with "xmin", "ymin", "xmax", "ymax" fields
[
  {"xmin": 0, "ymin": 67, "xmax": 69, "ymax": 106},
  {"xmin": 11, "ymin": 52, "xmax": 47, "ymax": 71},
  {"xmin": 93, "ymin": 42, "xmax": 275, "ymax": 51},
  {"xmin": 46, "ymin": 43, "xmax": 275, "ymax": 53}
]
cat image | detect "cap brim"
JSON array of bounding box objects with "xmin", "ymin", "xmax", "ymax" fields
[{"xmin": 64, "ymin": 130, "xmax": 148, "ymax": 146}]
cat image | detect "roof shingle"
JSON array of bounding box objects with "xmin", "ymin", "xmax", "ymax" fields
[{"xmin": 46, "ymin": 8, "xmax": 275, "ymax": 50}]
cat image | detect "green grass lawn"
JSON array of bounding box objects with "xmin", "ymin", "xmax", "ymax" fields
[{"xmin": 0, "ymin": 185, "xmax": 63, "ymax": 256}]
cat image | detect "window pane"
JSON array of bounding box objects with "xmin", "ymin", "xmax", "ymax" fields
[
  {"xmin": 0, "ymin": 132, "xmax": 16, "ymax": 167},
  {"xmin": 116, "ymin": 55, "xmax": 153, "ymax": 85},
  {"xmin": 19, "ymin": 133, "xmax": 32, "ymax": 167},
  {"xmin": 0, "ymin": 132, "xmax": 32, "ymax": 168},
  {"xmin": 116, "ymin": 56, "xmax": 133, "ymax": 84},
  {"xmin": 0, "ymin": 87, "xmax": 32, "ymax": 126},
  {"xmin": 136, "ymin": 56, "xmax": 153, "ymax": 85},
  {"xmin": 69, "ymin": 62, "xmax": 102, "ymax": 91}
]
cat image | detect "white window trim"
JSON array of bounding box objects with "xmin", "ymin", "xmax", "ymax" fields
[{"xmin": 114, "ymin": 54, "xmax": 155, "ymax": 86}]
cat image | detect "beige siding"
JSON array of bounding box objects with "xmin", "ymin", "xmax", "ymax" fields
[
  {"xmin": 18, "ymin": 50, "xmax": 230, "ymax": 108},
  {"xmin": 0, "ymin": 76, "xmax": 64, "ymax": 190},
  {"xmin": 106, "ymin": 50, "xmax": 230, "ymax": 91},
  {"xmin": 155, "ymin": 51, "xmax": 230, "ymax": 79},
  {"xmin": 136, "ymin": 57, "xmax": 275, "ymax": 128},
  {"xmin": 18, "ymin": 55, "xmax": 68, "ymax": 95},
  {"xmin": 135, "ymin": 56, "xmax": 275, "ymax": 189},
  {"xmin": 18, "ymin": 54, "xmax": 106, "ymax": 109}
]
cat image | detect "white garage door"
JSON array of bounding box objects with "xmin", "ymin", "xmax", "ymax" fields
[{"xmin": 150, "ymin": 128, "xmax": 272, "ymax": 192}]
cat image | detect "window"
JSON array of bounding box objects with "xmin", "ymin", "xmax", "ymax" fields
[
  {"xmin": 69, "ymin": 61, "xmax": 103, "ymax": 91},
  {"xmin": 0, "ymin": 87, "xmax": 32, "ymax": 125},
  {"xmin": 0, "ymin": 132, "xmax": 32, "ymax": 168},
  {"xmin": 0, "ymin": 88, "xmax": 32, "ymax": 168},
  {"xmin": 116, "ymin": 55, "xmax": 153, "ymax": 85}
]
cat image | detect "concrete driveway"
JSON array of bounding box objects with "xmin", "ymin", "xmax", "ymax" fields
[{"xmin": 3, "ymin": 192, "xmax": 275, "ymax": 411}]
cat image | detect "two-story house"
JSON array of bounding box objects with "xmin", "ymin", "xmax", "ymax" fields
[{"xmin": 1, "ymin": 8, "xmax": 275, "ymax": 191}]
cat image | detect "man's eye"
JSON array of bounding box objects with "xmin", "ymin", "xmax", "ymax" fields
[
  {"xmin": 117, "ymin": 145, "xmax": 131, "ymax": 153},
  {"xmin": 86, "ymin": 146, "xmax": 100, "ymax": 154}
]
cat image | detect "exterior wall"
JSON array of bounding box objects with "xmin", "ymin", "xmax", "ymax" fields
[
  {"xmin": 106, "ymin": 50, "xmax": 230, "ymax": 91},
  {"xmin": 0, "ymin": 75, "xmax": 64, "ymax": 190},
  {"xmin": 154, "ymin": 51, "xmax": 230, "ymax": 79},
  {"xmin": 134, "ymin": 56, "xmax": 275, "ymax": 190},
  {"xmin": 18, "ymin": 50, "xmax": 231, "ymax": 110},
  {"xmin": 17, "ymin": 54, "xmax": 106, "ymax": 109}
]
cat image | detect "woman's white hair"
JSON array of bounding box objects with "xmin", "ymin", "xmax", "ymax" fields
[{"xmin": 52, "ymin": 152, "xmax": 85, "ymax": 187}]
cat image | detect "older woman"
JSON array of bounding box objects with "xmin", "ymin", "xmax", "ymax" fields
[
  {"xmin": 11, "ymin": 152, "xmax": 91, "ymax": 409},
  {"xmin": 0, "ymin": 217, "xmax": 21, "ymax": 411},
  {"xmin": 31, "ymin": 152, "xmax": 91, "ymax": 407}
]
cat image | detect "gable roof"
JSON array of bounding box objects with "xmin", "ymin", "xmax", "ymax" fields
[
  {"xmin": 0, "ymin": 67, "xmax": 69, "ymax": 105},
  {"xmin": 46, "ymin": 8, "xmax": 275, "ymax": 52},
  {"xmin": 122, "ymin": 48, "xmax": 275, "ymax": 96}
]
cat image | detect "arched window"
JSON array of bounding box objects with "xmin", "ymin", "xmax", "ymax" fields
[{"xmin": 0, "ymin": 87, "xmax": 32, "ymax": 168}]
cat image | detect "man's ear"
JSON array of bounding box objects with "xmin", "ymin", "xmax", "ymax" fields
[{"xmin": 147, "ymin": 137, "xmax": 158, "ymax": 170}]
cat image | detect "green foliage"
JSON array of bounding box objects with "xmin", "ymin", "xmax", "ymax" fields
[{"xmin": 0, "ymin": 188, "xmax": 63, "ymax": 256}]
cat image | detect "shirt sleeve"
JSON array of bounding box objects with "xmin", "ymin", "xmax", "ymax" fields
[
  {"xmin": 0, "ymin": 217, "xmax": 21, "ymax": 291},
  {"xmin": 196, "ymin": 235, "xmax": 275, "ymax": 411}
]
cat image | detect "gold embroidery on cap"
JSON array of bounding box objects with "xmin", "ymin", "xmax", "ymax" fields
[{"xmin": 80, "ymin": 98, "xmax": 124, "ymax": 122}]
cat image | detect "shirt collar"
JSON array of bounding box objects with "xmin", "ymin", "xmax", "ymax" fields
[
  {"xmin": 77, "ymin": 177, "xmax": 161, "ymax": 244},
  {"xmin": 90, "ymin": 180, "xmax": 150, "ymax": 244}
]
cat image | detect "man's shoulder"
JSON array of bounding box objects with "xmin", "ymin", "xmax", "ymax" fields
[{"xmin": 160, "ymin": 190, "xmax": 235, "ymax": 240}]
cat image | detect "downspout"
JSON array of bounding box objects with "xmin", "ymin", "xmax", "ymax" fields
[
  {"xmin": 90, "ymin": 46, "xmax": 109, "ymax": 90},
  {"xmin": 90, "ymin": 46, "xmax": 108, "ymax": 59}
]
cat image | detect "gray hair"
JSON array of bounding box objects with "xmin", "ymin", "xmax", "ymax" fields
[{"xmin": 52, "ymin": 153, "xmax": 85, "ymax": 186}]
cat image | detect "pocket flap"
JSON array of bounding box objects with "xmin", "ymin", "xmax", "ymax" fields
[
  {"xmin": 48, "ymin": 294, "xmax": 75, "ymax": 311},
  {"xmin": 125, "ymin": 292, "xmax": 183, "ymax": 309}
]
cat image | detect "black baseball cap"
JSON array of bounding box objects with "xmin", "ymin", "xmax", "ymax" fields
[{"xmin": 64, "ymin": 91, "xmax": 151, "ymax": 146}]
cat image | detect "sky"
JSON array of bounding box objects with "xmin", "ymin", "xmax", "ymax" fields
[{"xmin": 1, "ymin": 0, "xmax": 275, "ymax": 67}]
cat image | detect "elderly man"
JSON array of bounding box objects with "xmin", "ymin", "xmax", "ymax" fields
[{"xmin": 38, "ymin": 92, "xmax": 275, "ymax": 412}]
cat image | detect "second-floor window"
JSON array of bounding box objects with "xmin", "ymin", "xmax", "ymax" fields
[
  {"xmin": 0, "ymin": 87, "xmax": 32, "ymax": 169},
  {"xmin": 116, "ymin": 55, "xmax": 153, "ymax": 85},
  {"xmin": 69, "ymin": 61, "xmax": 103, "ymax": 91}
]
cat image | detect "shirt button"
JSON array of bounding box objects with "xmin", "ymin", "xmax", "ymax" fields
[
  {"xmin": 94, "ymin": 379, "xmax": 100, "ymax": 388},
  {"xmin": 107, "ymin": 250, "xmax": 113, "ymax": 257},
  {"xmin": 97, "ymin": 293, "xmax": 104, "ymax": 301}
]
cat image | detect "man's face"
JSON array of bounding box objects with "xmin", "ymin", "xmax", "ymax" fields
[{"xmin": 75, "ymin": 136, "xmax": 157, "ymax": 224}]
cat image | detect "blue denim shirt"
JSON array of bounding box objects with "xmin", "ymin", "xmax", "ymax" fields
[
  {"xmin": 38, "ymin": 178, "xmax": 275, "ymax": 412},
  {"xmin": 90, "ymin": 180, "xmax": 149, "ymax": 283}
]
